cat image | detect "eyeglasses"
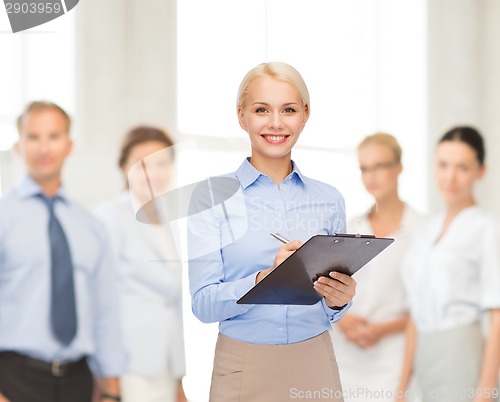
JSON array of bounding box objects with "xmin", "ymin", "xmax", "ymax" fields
[{"xmin": 359, "ymin": 161, "xmax": 399, "ymax": 174}]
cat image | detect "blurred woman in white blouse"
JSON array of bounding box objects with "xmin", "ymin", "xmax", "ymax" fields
[
  {"xmin": 398, "ymin": 126, "xmax": 500, "ymax": 402},
  {"xmin": 330, "ymin": 133, "xmax": 422, "ymax": 401},
  {"xmin": 95, "ymin": 126, "xmax": 187, "ymax": 402}
]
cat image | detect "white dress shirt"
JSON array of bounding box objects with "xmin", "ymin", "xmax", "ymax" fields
[{"xmin": 402, "ymin": 206, "xmax": 500, "ymax": 332}]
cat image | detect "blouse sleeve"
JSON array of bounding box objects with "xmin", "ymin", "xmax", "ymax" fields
[
  {"xmin": 331, "ymin": 192, "xmax": 346, "ymax": 235},
  {"xmin": 188, "ymin": 180, "xmax": 257, "ymax": 324}
]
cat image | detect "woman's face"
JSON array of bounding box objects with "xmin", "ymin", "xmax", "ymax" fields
[
  {"xmin": 358, "ymin": 143, "xmax": 401, "ymax": 201},
  {"xmin": 237, "ymin": 76, "xmax": 309, "ymax": 163},
  {"xmin": 435, "ymin": 140, "xmax": 485, "ymax": 205},
  {"xmin": 122, "ymin": 140, "xmax": 174, "ymax": 202}
]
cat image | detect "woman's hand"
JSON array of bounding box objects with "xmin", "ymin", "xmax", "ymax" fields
[
  {"xmin": 256, "ymin": 240, "xmax": 302, "ymax": 284},
  {"xmin": 336, "ymin": 314, "xmax": 368, "ymax": 341},
  {"xmin": 353, "ymin": 323, "xmax": 383, "ymax": 348},
  {"xmin": 338, "ymin": 315, "xmax": 384, "ymax": 348},
  {"xmin": 176, "ymin": 379, "xmax": 188, "ymax": 402},
  {"xmin": 313, "ymin": 271, "xmax": 356, "ymax": 309},
  {"xmin": 473, "ymin": 309, "xmax": 500, "ymax": 402}
]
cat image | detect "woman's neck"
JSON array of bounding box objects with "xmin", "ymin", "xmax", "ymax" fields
[
  {"xmin": 249, "ymin": 154, "xmax": 293, "ymax": 187},
  {"xmin": 436, "ymin": 197, "xmax": 476, "ymax": 243},
  {"xmin": 368, "ymin": 193, "xmax": 404, "ymax": 237},
  {"xmin": 445, "ymin": 197, "xmax": 476, "ymax": 220},
  {"xmin": 369, "ymin": 193, "xmax": 404, "ymax": 220}
]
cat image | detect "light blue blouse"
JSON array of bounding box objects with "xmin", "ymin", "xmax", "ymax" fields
[{"xmin": 188, "ymin": 158, "xmax": 350, "ymax": 344}]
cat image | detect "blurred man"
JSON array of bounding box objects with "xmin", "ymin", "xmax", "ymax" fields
[{"xmin": 0, "ymin": 101, "xmax": 125, "ymax": 402}]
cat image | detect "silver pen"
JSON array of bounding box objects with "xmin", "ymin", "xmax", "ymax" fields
[{"xmin": 270, "ymin": 232, "xmax": 290, "ymax": 244}]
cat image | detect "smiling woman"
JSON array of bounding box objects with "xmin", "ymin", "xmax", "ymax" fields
[
  {"xmin": 236, "ymin": 68, "xmax": 309, "ymax": 174},
  {"xmin": 187, "ymin": 62, "xmax": 357, "ymax": 402}
]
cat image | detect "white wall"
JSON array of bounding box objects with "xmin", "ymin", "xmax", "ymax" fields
[
  {"xmin": 427, "ymin": 0, "xmax": 500, "ymax": 216},
  {"xmin": 478, "ymin": 0, "xmax": 500, "ymax": 216},
  {"xmin": 68, "ymin": 0, "xmax": 179, "ymax": 206}
]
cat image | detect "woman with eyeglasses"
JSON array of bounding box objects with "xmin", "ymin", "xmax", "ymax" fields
[
  {"xmin": 330, "ymin": 133, "xmax": 422, "ymax": 402},
  {"xmin": 397, "ymin": 127, "xmax": 500, "ymax": 402}
]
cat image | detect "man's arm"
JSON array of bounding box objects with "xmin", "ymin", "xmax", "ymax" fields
[{"xmin": 88, "ymin": 230, "xmax": 126, "ymax": 393}]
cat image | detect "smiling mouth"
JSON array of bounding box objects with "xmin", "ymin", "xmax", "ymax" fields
[{"xmin": 261, "ymin": 134, "xmax": 290, "ymax": 144}]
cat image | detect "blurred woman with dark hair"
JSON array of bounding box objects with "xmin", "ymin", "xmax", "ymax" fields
[
  {"xmin": 96, "ymin": 126, "xmax": 187, "ymax": 402},
  {"xmin": 398, "ymin": 126, "xmax": 500, "ymax": 402}
]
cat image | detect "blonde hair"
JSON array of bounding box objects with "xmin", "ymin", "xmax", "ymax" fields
[
  {"xmin": 17, "ymin": 100, "xmax": 71, "ymax": 134},
  {"xmin": 358, "ymin": 132, "xmax": 402, "ymax": 163},
  {"xmin": 236, "ymin": 62, "xmax": 310, "ymax": 112}
]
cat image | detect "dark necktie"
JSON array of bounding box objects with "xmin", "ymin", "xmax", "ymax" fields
[{"xmin": 39, "ymin": 195, "xmax": 77, "ymax": 345}]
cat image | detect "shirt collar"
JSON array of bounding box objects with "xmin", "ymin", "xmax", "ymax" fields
[
  {"xmin": 15, "ymin": 175, "xmax": 69, "ymax": 202},
  {"xmin": 235, "ymin": 157, "xmax": 305, "ymax": 190}
]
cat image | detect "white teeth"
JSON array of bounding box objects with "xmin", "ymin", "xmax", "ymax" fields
[{"xmin": 265, "ymin": 135, "xmax": 286, "ymax": 141}]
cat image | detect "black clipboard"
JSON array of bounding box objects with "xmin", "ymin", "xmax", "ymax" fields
[{"xmin": 237, "ymin": 234, "xmax": 394, "ymax": 305}]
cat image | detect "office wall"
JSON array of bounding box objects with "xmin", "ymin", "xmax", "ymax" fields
[
  {"xmin": 69, "ymin": 0, "xmax": 178, "ymax": 207},
  {"xmin": 479, "ymin": 0, "xmax": 500, "ymax": 216},
  {"xmin": 427, "ymin": 0, "xmax": 500, "ymax": 216}
]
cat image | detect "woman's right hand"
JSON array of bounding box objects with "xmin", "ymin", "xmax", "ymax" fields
[{"xmin": 256, "ymin": 240, "xmax": 302, "ymax": 284}]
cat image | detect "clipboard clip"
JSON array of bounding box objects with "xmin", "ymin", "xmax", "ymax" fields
[{"xmin": 333, "ymin": 233, "xmax": 376, "ymax": 239}]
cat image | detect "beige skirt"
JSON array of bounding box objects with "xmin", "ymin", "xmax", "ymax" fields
[
  {"xmin": 415, "ymin": 323, "xmax": 484, "ymax": 402},
  {"xmin": 210, "ymin": 331, "xmax": 344, "ymax": 402}
]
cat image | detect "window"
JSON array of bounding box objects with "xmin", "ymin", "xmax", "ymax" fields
[{"xmin": 0, "ymin": 6, "xmax": 75, "ymax": 194}]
